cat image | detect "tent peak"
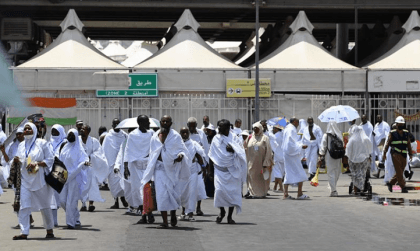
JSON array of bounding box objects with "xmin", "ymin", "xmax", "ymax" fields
[
  {"xmin": 174, "ymin": 9, "xmax": 200, "ymax": 32},
  {"xmin": 289, "ymin": 11, "xmax": 314, "ymax": 35},
  {"xmin": 60, "ymin": 9, "xmax": 84, "ymax": 32},
  {"xmin": 402, "ymin": 10, "xmax": 420, "ymax": 33}
]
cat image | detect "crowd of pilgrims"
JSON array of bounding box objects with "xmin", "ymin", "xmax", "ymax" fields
[{"xmin": 0, "ymin": 113, "xmax": 417, "ymax": 240}]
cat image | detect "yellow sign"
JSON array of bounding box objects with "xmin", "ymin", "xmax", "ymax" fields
[{"xmin": 226, "ymin": 79, "xmax": 271, "ymax": 98}]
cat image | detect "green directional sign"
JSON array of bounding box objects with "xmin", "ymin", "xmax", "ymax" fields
[
  {"xmin": 96, "ymin": 73, "xmax": 158, "ymax": 98},
  {"xmin": 129, "ymin": 73, "xmax": 158, "ymax": 90},
  {"xmin": 96, "ymin": 90, "xmax": 158, "ymax": 97}
]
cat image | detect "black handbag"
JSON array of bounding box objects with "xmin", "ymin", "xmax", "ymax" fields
[{"xmin": 45, "ymin": 143, "xmax": 68, "ymax": 193}]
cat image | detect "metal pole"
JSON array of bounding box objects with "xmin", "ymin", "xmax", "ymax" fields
[
  {"xmin": 255, "ymin": 0, "xmax": 260, "ymax": 122},
  {"xmin": 354, "ymin": 6, "xmax": 358, "ymax": 66}
]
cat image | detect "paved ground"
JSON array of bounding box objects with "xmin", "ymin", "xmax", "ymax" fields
[{"xmin": 1, "ymin": 168, "xmax": 419, "ymax": 251}]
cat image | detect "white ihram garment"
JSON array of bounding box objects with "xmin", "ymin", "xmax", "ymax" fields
[
  {"xmin": 189, "ymin": 130, "xmax": 209, "ymax": 202},
  {"xmin": 141, "ymin": 129, "xmax": 190, "ymax": 212},
  {"xmin": 81, "ymin": 136, "xmax": 108, "ymax": 202},
  {"xmin": 282, "ymin": 124, "xmax": 307, "ymax": 185},
  {"xmin": 272, "ymin": 131, "xmax": 285, "ymax": 179},
  {"xmin": 374, "ymin": 121, "xmax": 390, "ymax": 161},
  {"xmin": 319, "ymin": 122, "xmax": 342, "ymax": 193},
  {"xmin": 103, "ymin": 129, "xmax": 127, "ymax": 198},
  {"xmin": 123, "ymin": 128, "xmax": 154, "ymax": 208},
  {"xmin": 302, "ymin": 124, "xmax": 323, "ymax": 175},
  {"xmin": 180, "ymin": 139, "xmax": 207, "ymax": 214},
  {"xmin": 208, "ymin": 133, "xmax": 247, "ymax": 214}
]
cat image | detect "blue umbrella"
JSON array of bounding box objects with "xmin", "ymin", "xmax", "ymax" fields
[{"xmin": 267, "ymin": 117, "xmax": 289, "ymax": 128}]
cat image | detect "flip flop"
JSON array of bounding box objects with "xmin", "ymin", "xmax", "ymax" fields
[
  {"xmin": 156, "ymin": 224, "xmax": 168, "ymax": 229},
  {"xmin": 282, "ymin": 195, "xmax": 295, "ymax": 200},
  {"xmin": 297, "ymin": 194, "xmax": 310, "ymax": 200},
  {"xmin": 13, "ymin": 235, "xmax": 27, "ymax": 240}
]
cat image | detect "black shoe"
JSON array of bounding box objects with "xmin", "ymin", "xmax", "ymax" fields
[
  {"xmin": 148, "ymin": 214, "xmax": 155, "ymax": 224},
  {"xmin": 386, "ymin": 182, "xmax": 393, "ymax": 193},
  {"xmin": 244, "ymin": 192, "xmax": 250, "ymax": 198},
  {"xmin": 88, "ymin": 205, "xmax": 95, "ymax": 212},
  {"xmin": 401, "ymin": 187, "xmax": 409, "ymax": 193},
  {"xmin": 120, "ymin": 197, "xmax": 129, "ymax": 208},
  {"xmin": 137, "ymin": 215, "xmax": 147, "ymax": 224},
  {"xmin": 80, "ymin": 206, "xmax": 87, "ymax": 212},
  {"xmin": 100, "ymin": 184, "xmax": 109, "ymax": 191},
  {"xmin": 409, "ymin": 171, "xmax": 414, "ymax": 181},
  {"xmin": 404, "ymin": 170, "xmax": 410, "ymax": 179},
  {"xmin": 196, "ymin": 209, "xmax": 204, "ymax": 216},
  {"xmin": 110, "ymin": 201, "xmax": 119, "ymax": 209},
  {"xmin": 308, "ymin": 174, "xmax": 315, "ymax": 181}
]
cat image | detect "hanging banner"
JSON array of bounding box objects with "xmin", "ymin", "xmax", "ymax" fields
[
  {"xmin": 394, "ymin": 110, "xmax": 420, "ymax": 122},
  {"xmin": 226, "ymin": 78, "xmax": 271, "ymax": 98}
]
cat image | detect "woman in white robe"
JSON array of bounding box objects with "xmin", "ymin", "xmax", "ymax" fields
[
  {"xmin": 12, "ymin": 122, "xmax": 55, "ymax": 240},
  {"xmin": 59, "ymin": 129, "xmax": 90, "ymax": 229},
  {"xmin": 49, "ymin": 124, "xmax": 67, "ymax": 226},
  {"xmin": 319, "ymin": 121, "xmax": 343, "ymax": 197},
  {"xmin": 345, "ymin": 126, "xmax": 372, "ymax": 193}
]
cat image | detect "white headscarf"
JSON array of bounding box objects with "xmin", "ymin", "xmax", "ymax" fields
[
  {"xmin": 50, "ymin": 124, "xmax": 66, "ymax": 152},
  {"xmin": 24, "ymin": 122, "xmax": 38, "ymax": 154},
  {"xmin": 326, "ymin": 121, "xmax": 343, "ymax": 140},
  {"xmin": 345, "ymin": 126, "xmax": 372, "ymax": 163},
  {"xmin": 252, "ymin": 122, "xmax": 264, "ymax": 137},
  {"xmin": 60, "ymin": 129, "xmax": 89, "ymax": 175}
]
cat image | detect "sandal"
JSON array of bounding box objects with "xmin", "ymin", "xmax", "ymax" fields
[
  {"xmin": 45, "ymin": 233, "xmax": 55, "ymax": 239},
  {"xmin": 137, "ymin": 215, "xmax": 147, "ymax": 224},
  {"xmin": 282, "ymin": 195, "xmax": 295, "ymax": 200},
  {"xmin": 156, "ymin": 224, "xmax": 168, "ymax": 229},
  {"xmin": 13, "ymin": 234, "xmax": 27, "ymax": 240},
  {"xmin": 196, "ymin": 209, "xmax": 204, "ymax": 216},
  {"xmin": 297, "ymin": 194, "xmax": 310, "ymax": 200},
  {"xmin": 227, "ymin": 219, "xmax": 236, "ymax": 224},
  {"xmin": 216, "ymin": 213, "xmax": 225, "ymax": 224},
  {"xmin": 147, "ymin": 214, "xmax": 155, "ymax": 224}
]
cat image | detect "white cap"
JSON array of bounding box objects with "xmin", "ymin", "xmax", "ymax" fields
[
  {"xmin": 206, "ymin": 124, "xmax": 215, "ymax": 131},
  {"xmin": 16, "ymin": 127, "xmax": 24, "ymax": 133},
  {"xmin": 395, "ymin": 116, "xmax": 405, "ymax": 124},
  {"xmin": 240, "ymin": 130, "xmax": 249, "ymax": 136}
]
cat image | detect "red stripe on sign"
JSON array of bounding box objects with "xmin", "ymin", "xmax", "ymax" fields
[{"xmin": 29, "ymin": 98, "xmax": 77, "ymax": 108}]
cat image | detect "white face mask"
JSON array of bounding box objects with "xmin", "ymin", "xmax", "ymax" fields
[
  {"xmin": 24, "ymin": 134, "xmax": 34, "ymax": 140},
  {"xmin": 51, "ymin": 135, "xmax": 60, "ymax": 139}
]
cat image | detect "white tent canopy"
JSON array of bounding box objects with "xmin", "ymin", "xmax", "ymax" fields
[
  {"xmin": 132, "ymin": 9, "xmax": 247, "ymax": 92},
  {"xmin": 121, "ymin": 41, "xmax": 158, "ymax": 67},
  {"xmin": 102, "ymin": 40, "xmax": 128, "ymax": 62},
  {"xmin": 367, "ymin": 10, "xmax": 420, "ymax": 92},
  {"xmin": 13, "ymin": 9, "xmax": 127, "ymax": 91},
  {"xmin": 253, "ymin": 11, "xmax": 366, "ymax": 93}
]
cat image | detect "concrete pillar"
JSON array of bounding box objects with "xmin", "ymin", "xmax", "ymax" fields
[{"xmin": 336, "ymin": 23, "xmax": 349, "ymax": 60}]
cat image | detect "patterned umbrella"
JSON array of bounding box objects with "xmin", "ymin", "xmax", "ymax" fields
[{"xmin": 318, "ymin": 105, "xmax": 360, "ymax": 123}]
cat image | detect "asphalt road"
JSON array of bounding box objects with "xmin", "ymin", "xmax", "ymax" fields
[{"xmin": 1, "ymin": 168, "xmax": 419, "ymax": 251}]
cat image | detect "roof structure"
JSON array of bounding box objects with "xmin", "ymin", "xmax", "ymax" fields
[
  {"xmin": 257, "ymin": 11, "xmax": 358, "ymax": 70},
  {"xmin": 17, "ymin": 9, "xmax": 125, "ymax": 69},
  {"xmin": 122, "ymin": 42, "xmax": 158, "ymax": 67},
  {"xmin": 367, "ymin": 10, "xmax": 420, "ymax": 69},
  {"xmin": 135, "ymin": 9, "xmax": 242, "ymax": 69}
]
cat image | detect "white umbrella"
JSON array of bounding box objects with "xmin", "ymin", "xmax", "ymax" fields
[
  {"xmin": 116, "ymin": 117, "xmax": 159, "ymax": 129},
  {"xmin": 318, "ymin": 105, "xmax": 360, "ymax": 123}
]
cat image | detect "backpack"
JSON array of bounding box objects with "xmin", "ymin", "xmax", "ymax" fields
[{"xmin": 327, "ymin": 133, "xmax": 345, "ymax": 159}]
